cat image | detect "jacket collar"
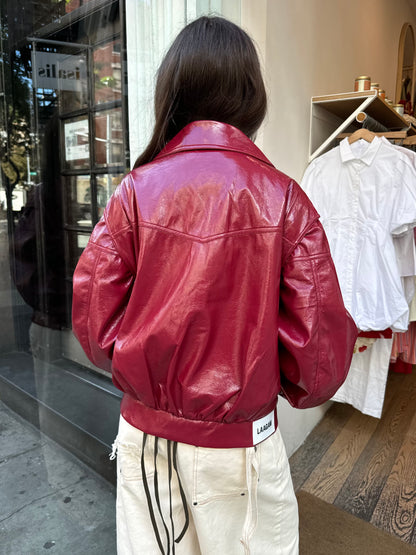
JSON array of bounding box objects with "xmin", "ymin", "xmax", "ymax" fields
[
  {"xmin": 339, "ymin": 136, "xmax": 382, "ymax": 166},
  {"xmin": 155, "ymin": 120, "xmax": 274, "ymax": 167}
]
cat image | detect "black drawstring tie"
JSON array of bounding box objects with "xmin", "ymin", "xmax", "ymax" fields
[
  {"xmin": 141, "ymin": 433, "xmax": 165, "ymax": 554},
  {"xmin": 141, "ymin": 433, "xmax": 190, "ymax": 555},
  {"xmin": 172, "ymin": 441, "xmax": 189, "ymax": 544}
]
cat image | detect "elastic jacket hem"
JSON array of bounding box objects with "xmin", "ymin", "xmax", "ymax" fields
[{"xmin": 120, "ymin": 394, "xmax": 278, "ymax": 449}]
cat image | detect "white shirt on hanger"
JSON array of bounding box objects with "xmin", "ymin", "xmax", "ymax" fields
[
  {"xmin": 301, "ymin": 136, "xmax": 416, "ymax": 332},
  {"xmin": 331, "ymin": 337, "xmax": 394, "ymax": 418}
]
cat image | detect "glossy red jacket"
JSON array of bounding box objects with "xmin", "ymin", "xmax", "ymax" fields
[{"xmin": 72, "ymin": 121, "xmax": 357, "ymax": 448}]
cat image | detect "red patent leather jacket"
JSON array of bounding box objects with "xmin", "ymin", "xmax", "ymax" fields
[{"xmin": 72, "ymin": 121, "xmax": 357, "ymax": 448}]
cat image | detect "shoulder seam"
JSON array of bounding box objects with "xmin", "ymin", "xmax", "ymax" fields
[{"xmin": 283, "ymin": 216, "xmax": 320, "ymax": 265}]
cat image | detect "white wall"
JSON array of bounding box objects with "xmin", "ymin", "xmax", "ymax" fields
[
  {"xmin": 259, "ymin": 0, "xmax": 416, "ymax": 181},
  {"xmin": 242, "ymin": 0, "xmax": 416, "ymax": 456}
]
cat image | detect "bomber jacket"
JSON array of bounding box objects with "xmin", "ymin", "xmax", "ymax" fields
[{"xmin": 72, "ymin": 120, "xmax": 357, "ymax": 448}]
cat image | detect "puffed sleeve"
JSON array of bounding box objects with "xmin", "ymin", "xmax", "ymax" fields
[
  {"xmin": 278, "ymin": 181, "xmax": 357, "ymax": 408},
  {"xmin": 71, "ymin": 180, "xmax": 135, "ymax": 372},
  {"xmin": 390, "ymin": 157, "xmax": 416, "ymax": 236}
]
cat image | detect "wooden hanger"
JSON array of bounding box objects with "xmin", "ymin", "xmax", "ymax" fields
[{"xmin": 348, "ymin": 128, "xmax": 376, "ymax": 144}]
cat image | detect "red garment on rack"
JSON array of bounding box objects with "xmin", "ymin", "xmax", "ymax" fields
[
  {"xmin": 390, "ymin": 323, "xmax": 416, "ymax": 373},
  {"xmin": 355, "ymin": 329, "xmax": 393, "ymax": 353},
  {"xmin": 358, "ymin": 329, "xmax": 393, "ymax": 339},
  {"xmin": 389, "ymin": 358, "xmax": 413, "ymax": 374}
]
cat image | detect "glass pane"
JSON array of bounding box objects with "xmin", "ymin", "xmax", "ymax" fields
[
  {"xmin": 66, "ymin": 230, "xmax": 91, "ymax": 276},
  {"xmin": 32, "ymin": 47, "xmax": 88, "ymax": 115},
  {"xmin": 1, "ymin": 2, "xmax": 123, "ymax": 522},
  {"xmin": 57, "ymin": 51, "xmax": 89, "ymax": 113},
  {"xmin": 62, "ymin": 116, "xmax": 90, "ymax": 171},
  {"xmin": 94, "ymin": 39, "xmax": 122, "ymax": 105},
  {"xmin": 96, "ymin": 173, "xmax": 124, "ymax": 218},
  {"xmin": 94, "ymin": 108, "xmax": 123, "ymax": 167},
  {"xmin": 64, "ymin": 175, "xmax": 92, "ymax": 227}
]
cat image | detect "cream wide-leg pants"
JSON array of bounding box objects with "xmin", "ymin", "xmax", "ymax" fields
[{"xmin": 113, "ymin": 415, "xmax": 299, "ymax": 555}]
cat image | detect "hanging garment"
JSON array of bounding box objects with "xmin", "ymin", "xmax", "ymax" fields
[
  {"xmin": 355, "ymin": 328, "xmax": 392, "ymax": 353},
  {"xmin": 389, "ymin": 356, "xmax": 414, "ymax": 374},
  {"xmin": 391, "ymin": 322, "xmax": 416, "ymax": 365},
  {"xmin": 409, "ymin": 278, "xmax": 416, "ymax": 322},
  {"xmin": 391, "ymin": 141, "xmax": 416, "ymax": 307},
  {"xmin": 331, "ymin": 337, "xmax": 394, "ymax": 418},
  {"xmin": 354, "ymin": 337, "xmax": 377, "ymax": 353},
  {"xmin": 301, "ymin": 136, "xmax": 416, "ymax": 332},
  {"xmin": 393, "ymin": 230, "xmax": 416, "ymax": 304}
]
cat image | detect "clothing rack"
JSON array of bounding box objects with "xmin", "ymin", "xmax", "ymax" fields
[
  {"xmin": 336, "ymin": 111, "xmax": 415, "ymax": 145},
  {"xmin": 309, "ymin": 91, "xmax": 416, "ymax": 161}
]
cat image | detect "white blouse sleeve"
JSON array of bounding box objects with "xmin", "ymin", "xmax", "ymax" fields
[{"xmin": 390, "ymin": 158, "xmax": 416, "ymax": 236}]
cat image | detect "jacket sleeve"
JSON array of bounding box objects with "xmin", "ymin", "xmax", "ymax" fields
[
  {"xmin": 71, "ymin": 182, "xmax": 135, "ymax": 372},
  {"xmin": 278, "ymin": 181, "xmax": 357, "ymax": 409}
]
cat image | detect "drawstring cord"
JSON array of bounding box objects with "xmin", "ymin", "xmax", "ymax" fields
[
  {"xmin": 153, "ymin": 436, "xmax": 172, "ymax": 553},
  {"xmin": 111, "ymin": 432, "xmax": 260, "ymax": 552},
  {"xmin": 172, "ymin": 441, "xmax": 189, "ymax": 544},
  {"xmin": 109, "ymin": 438, "xmax": 118, "ymax": 461},
  {"xmin": 139, "ymin": 434, "xmax": 190, "ymax": 555},
  {"xmin": 167, "ymin": 441, "xmax": 175, "ymax": 552},
  {"xmin": 141, "ymin": 433, "xmax": 166, "ymax": 554},
  {"xmin": 110, "ymin": 432, "xmax": 190, "ymax": 553}
]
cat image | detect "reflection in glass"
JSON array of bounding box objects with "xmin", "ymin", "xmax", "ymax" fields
[
  {"xmin": 64, "ymin": 175, "xmax": 92, "ymax": 227},
  {"xmin": 96, "ymin": 173, "xmax": 123, "ymax": 217},
  {"xmin": 63, "ymin": 117, "xmax": 90, "ymax": 170},
  {"xmin": 67, "ymin": 230, "xmax": 91, "ymax": 276},
  {"xmin": 94, "ymin": 40, "xmax": 122, "ymax": 105},
  {"xmin": 54, "ymin": 51, "xmax": 89, "ymax": 113},
  {"xmin": 32, "ymin": 49, "xmax": 88, "ymax": 114},
  {"xmin": 94, "ymin": 108, "xmax": 123, "ymax": 166}
]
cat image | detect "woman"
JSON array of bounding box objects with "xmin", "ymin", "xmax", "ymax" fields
[{"xmin": 72, "ymin": 16, "xmax": 357, "ymax": 554}]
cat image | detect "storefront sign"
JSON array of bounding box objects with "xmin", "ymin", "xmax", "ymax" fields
[
  {"xmin": 31, "ymin": 51, "xmax": 87, "ymax": 92},
  {"xmin": 64, "ymin": 120, "xmax": 90, "ymax": 161}
]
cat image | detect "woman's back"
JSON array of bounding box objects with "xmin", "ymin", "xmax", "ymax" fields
[{"xmin": 71, "ymin": 15, "xmax": 357, "ymax": 554}]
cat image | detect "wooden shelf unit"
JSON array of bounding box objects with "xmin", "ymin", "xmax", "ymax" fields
[{"xmin": 309, "ymin": 91, "xmax": 413, "ymax": 161}]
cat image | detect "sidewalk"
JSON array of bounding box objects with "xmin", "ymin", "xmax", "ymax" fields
[{"xmin": 0, "ymin": 401, "xmax": 117, "ymax": 554}]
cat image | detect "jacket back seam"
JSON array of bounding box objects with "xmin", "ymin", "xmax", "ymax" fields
[{"xmin": 136, "ymin": 221, "xmax": 282, "ymax": 243}]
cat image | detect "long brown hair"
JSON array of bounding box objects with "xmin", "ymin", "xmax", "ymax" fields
[{"xmin": 133, "ymin": 16, "xmax": 267, "ymax": 168}]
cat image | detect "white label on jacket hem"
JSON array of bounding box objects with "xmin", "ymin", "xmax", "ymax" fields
[{"xmin": 252, "ymin": 410, "xmax": 275, "ymax": 445}]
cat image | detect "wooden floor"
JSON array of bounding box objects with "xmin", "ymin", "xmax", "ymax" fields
[{"xmin": 289, "ymin": 369, "xmax": 416, "ymax": 547}]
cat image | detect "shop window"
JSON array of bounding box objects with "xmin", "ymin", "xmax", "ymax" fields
[
  {"xmin": 62, "ymin": 116, "xmax": 90, "ymax": 171},
  {"xmin": 0, "ymin": 0, "xmax": 127, "ymax": 370},
  {"xmin": 93, "ymin": 108, "xmax": 123, "ymax": 166},
  {"xmin": 96, "ymin": 173, "xmax": 124, "ymax": 216},
  {"xmin": 66, "ymin": 229, "xmax": 91, "ymax": 276},
  {"xmin": 64, "ymin": 175, "xmax": 92, "ymax": 227},
  {"xmin": 0, "ymin": 0, "xmax": 240, "ymax": 383},
  {"xmin": 94, "ymin": 39, "xmax": 122, "ymax": 105}
]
